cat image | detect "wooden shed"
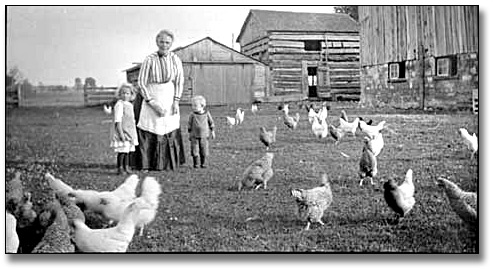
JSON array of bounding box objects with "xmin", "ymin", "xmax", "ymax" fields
[
  {"xmin": 125, "ymin": 37, "xmax": 268, "ymax": 106},
  {"xmin": 236, "ymin": 9, "xmax": 360, "ymax": 102},
  {"xmin": 359, "ymin": 6, "xmax": 479, "ymax": 111}
]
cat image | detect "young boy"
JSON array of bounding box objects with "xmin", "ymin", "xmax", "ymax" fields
[{"xmin": 188, "ymin": 95, "xmax": 215, "ymax": 168}]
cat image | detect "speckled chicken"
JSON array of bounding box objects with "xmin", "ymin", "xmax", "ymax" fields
[
  {"xmin": 15, "ymin": 192, "xmax": 38, "ymax": 230},
  {"xmin": 359, "ymin": 137, "xmax": 378, "ymax": 186},
  {"xmin": 383, "ymin": 169, "xmax": 415, "ymax": 220},
  {"xmin": 238, "ymin": 152, "xmax": 275, "ymax": 191},
  {"xmin": 290, "ymin": 173, "xmax": 333, "ymax": 230},
  {"xmin": 281, "ymin": 104, "xmax": 300, "ymax": 130},
  {"xmin": 32, "ymin": 198, "xmax": 75, "ymax": 253},
  {"xmin": 6, "ymin": 171, "xmax": 24, "ymax": 208},
  {"xmin": 72, "ymin": 202, "xmax": 140, "ymax": 252},
  {"xmin": 260, "ymin": 126, "xmax": 277, "ymax": 150},
  {"xmin": 437, "ymin": 177, "xmax": 477, "ymax": 229},
  {"xmin": 458, "ymin": 128, "xmax": 478, "ymax": 160},
  {"xmin": 329, "ymin": 124, "xmax": 345, "ymax": 145},
  {"xmin": 132, "ymin": 176, "xmax": 162, "ymax": 236}
]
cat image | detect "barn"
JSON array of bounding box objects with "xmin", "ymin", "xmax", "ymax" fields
[
  {"xmin": 236, "ymin": 9, "xmax": 360, "ymax": 102},
  {"xmin": 358, "ymin": 6, "xmax": 479, "ymax": 111},
  {"xmin": 125, "ymin": 37, "xmax": 268, "ymax": 106}
]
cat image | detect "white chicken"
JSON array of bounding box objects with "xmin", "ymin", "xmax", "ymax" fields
[
  {"xmin": 290, "ymin": 173, "xmax": 333, "ymax": 230},
  {"xmin": 103, "ymin": 104, "xmax": 113, "ymax": 115},
  {"xmin": 437, "ymin": 177, "xmax": 477, "ymax": 229},
  {"xmin": 260, "ymin": 126, "xmax": 277, "ymax": 150},
  {"xmin": 359, "ymin": 137, "xmax": 378, "ymax": 186},
  {"xmin": 132, "ymin": 176, "xmax": 162, "ymax": 236},
  {"xmin": 46, "ymin": 173, "xmax": 140, "ymax": 224},
  {"xmin": 316, "ymin": 102, "xmax": 328, "ymax": 121},
  {"xmin": 72, "ymin": 202, "xmax": 140, "ymax": 252},
  {"xmin": 383, "ymin": 169, "xmax": 415, "ymax": 221},
  {"xmin": 238, "ymin": 152, "xmax": 275, "ymax": 191},
  {"xmin": 367, "ymin": 132, "xmax": 384, "ymax": 157},
  {"xmin": 358, "ymin": 120, "xmax": 386, "ymax": 139},
  {"xmin": 251, "ymin": 103, "xmax": 258, "ymax": 115},
  {"xmin": 311, "ymin": 117, "xmax": 328, "ymax": 139},
  {"xmin": 235, "ymin": 108, "xmax": 245, "ymax": 125},
  {"xmin": 6, "ymin": 212, "xmax": 19, "ymax": 253},
  {"xmin": 340, "ymin": 110, "xmax": 349, "ymax": 122},
  {"xmin": 281, "ymin": 104, "xmax": 300, "ymax": 130},
  {"xmin": 458, "ymin": 128, "xmax": 478, "ymax": 160},
  {"xmin": 338, "ymin": 110, "xmax": 360, "ymax": 136},
  {"xmin": 226, "ymin": 116, "xmax": 236, "ymax": 127},
  {"xmin": 307, "ymin": 107, "xmax": 317, "ymax": 125}
]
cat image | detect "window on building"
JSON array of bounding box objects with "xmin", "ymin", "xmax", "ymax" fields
[
  {"xmin": 388, "ymin": 61, "xmax": 406, "ymax": 80},
  {"xmin": 436, "ymin": 56, "xmax": 458, "ymax": 77},
  {"xmin": 304, "ymin": 40, "xmax": 321, "ymax": 51}
]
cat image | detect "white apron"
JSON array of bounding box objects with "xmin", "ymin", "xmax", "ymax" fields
[{"xmin": 137, "ymin": 82, "xmax": 180, "ymax": 135}]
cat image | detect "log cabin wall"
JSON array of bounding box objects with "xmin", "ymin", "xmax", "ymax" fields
[{"xmin": 359, "ymin": 6, "xmax": 479, "ymax": 110}]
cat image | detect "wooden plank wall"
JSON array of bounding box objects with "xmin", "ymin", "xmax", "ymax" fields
[
  {"xmin": 84, "ymin": 87, "xmax": 117, "ymax": 106},
  {"xmin": 360, "ymin": 6, "xmax": 479, "ymax": 65},
  {"xmin": 267, "ymin": 31, "xmax": 360, "ymax": 99}
]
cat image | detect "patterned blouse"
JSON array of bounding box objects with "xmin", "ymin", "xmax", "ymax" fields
[{"xmin": 137, "ymin": 51, "xmax": 184, "ymax": 102}]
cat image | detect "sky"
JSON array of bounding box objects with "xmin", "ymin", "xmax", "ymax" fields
[{"xmin": 6, "ymin": 5, "xmax": 337, "ymax": 87}]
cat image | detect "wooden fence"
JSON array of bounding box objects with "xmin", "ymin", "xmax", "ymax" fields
[
  {"xmin": 84, "ymin": 87, "xmax": 117, "ymax": 106},
  {"xmin": 6, "ymin": 84, "xmax": 20, "ymax": 107},
  {"xmin": 472, "ymin": 88, "xmax": 478, "ymax": 114}
]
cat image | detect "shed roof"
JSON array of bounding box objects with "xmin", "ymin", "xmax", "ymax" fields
[{"xmin": 236, "ymin": 9, "xmax": 359, "ymax": 42}]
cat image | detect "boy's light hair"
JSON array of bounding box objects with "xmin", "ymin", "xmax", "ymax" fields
[
  {"xmin": 116, "ymin": 82, "xmax": 136, "ymax": 101},
  {"xmin": 191, "ymin": 95, "xmax": 206, "ymax": 107}
]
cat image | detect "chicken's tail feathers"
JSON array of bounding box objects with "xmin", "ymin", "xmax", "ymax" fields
[
  {"xmin": 290, "ymin": 189, "xmax": 303, "ymax": 199},
  {"xmin": 321, "ymin": 173, "xmax": 330, "ymax": 186},
  {"xmin": 45, "ymin": 173, "xmax": 75, "ymax": 195},
  {"xmin": 141, "ymin": 177, "xmax": 162, "ymax": 201},
  {"xmin": 340, "ymin": 110, "xmax": 348, "ymax": 122},
  {"xmin": 405, "ymin": 169, "xmax": 413, "ymax": 184}
]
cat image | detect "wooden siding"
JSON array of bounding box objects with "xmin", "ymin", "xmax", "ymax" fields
[{"xmin": 360, "ymin": 6, "xmax": 479, "ymax": 65}]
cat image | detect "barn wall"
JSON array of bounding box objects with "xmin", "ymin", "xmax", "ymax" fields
[{"xmin": 360, "ymin": 52, "xmax": 478, "ymax": 110}]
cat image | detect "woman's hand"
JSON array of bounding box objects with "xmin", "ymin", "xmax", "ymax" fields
[
  {"xmin": 210, "ymin": 130, "xmax": 216, "ymax": 139},
  {"xmin": 171, "ymin": 100, "xmax": 179, "ymax": 115},
  {"xmin": 148, "ymin": 100, "xmax": 165, "ymax": 116}
]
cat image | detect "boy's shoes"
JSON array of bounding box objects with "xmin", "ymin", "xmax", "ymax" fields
[{"xmin": 200, "ymin": 164, "xmax": 207, "ymax": 168}]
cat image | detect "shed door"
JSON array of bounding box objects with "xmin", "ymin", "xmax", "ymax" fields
[{"xmin": 317, "ymin": 64, "xmax": 331, "ymax": 99}]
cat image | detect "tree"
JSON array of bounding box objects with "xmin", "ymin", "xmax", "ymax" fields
[
  {"xmin": 6, "ymin": 66, "xmax": 24, "ymax": 87},
  {"xmin": 334, "ymin": 6, "xmax": 358, "ymax": 22},
  {"xmin": 74, "ymin": 77, "xmax": 83, "ymax": 91},
  {"xmin": 84, "ymin": 77, "xmax": 97, "ymax": 89}
]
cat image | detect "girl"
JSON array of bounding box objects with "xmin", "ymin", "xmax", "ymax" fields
[{"xmin": 110, "ymin": 83, "xmax": 139, "ymax": 175}]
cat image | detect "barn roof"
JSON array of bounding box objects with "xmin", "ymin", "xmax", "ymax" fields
[{"xmin": 236, "ymin": 9, "xmax": 359, "ymax": 42}]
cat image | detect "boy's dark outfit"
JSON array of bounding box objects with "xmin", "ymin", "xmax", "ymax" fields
[{"xmin": 187, "ymin": 110, "xmax": 215, "ymax": 168}]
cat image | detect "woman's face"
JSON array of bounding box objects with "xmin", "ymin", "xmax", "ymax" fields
[{"xmin": 156, "ymin": 35, "xmax": 173, "ymax": 53}]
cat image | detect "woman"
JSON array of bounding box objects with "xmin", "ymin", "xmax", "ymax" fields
[{"xmin": 135, "ymin": 29, "xmax": 186, "ymax": 171}]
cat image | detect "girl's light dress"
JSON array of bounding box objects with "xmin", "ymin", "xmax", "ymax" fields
[{"xmin": 110, "ymin": 100, "xmax": 138, "ymax": 153}]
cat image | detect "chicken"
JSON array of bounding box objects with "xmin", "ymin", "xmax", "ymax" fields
[
  {"xmin": 359, "ymin": 137, "xmax": 378, "ymax": 186},
  {"xmin": 235, "ymin": 108, "xmax": 245, "ymax": 125},
  {"xmin": 260, "ymin": 126, "xmax": 277, "ymax": 150},
  {"xmin": 281, "ymin": 104, "xmax": 300, "ymax": 130},
  {"xmin": 290, "ymin": 173, "xmax": 333, "ymax": 230},
  {"xmin": 132, "ymin": 177, "xmax": 162, "ymax": 236},
  {"xmin": 32, "ymin": 198, "xmax": 75, "ymax": 253},
  {"xmin": 316, "ymin": 102, "xmax": 328, "ymax": 121},
  {"xmin": 338, "ymin": 116, "xmax": 360, "ymax": 136},
  {"xmin": 367, "ymin": 132, "xmax": 384, "ymax": 157},
  {"xmin": 226, "ymin": 116, "xmax": 236, "ymax": 127},
  {"xmin": 103, "ymin": 104, "xmax": 112, "ymax": 115},
  {"xmin": 6, "ymin": 171, "xmax": 24, "ymax": 212},
  {"xmin": 329, "ymin": 124, "xmax": 345, "ymax": 145},
  {"xmin": 251, "ymin": 103, "xmax": 258, "ymax": 115},
  {"xmin": 15, "ymin": 192, "xmax": 38, "ymax": 230},
  {"xmin": 458, "ymin": 128, "xmax": 478, "ymax": 160},
  {"xmin": 238, "ymin": 152, "xmax": 275, "ymax": 191},
  {"xmin": 307, "ymin": 107, "xmax": 317, "ymax": 125},
  {"xmin": 6, "ymin": 212, "xmax": 19, "ymax": 253},
  {"xmin": 437, "ymin": 177, "xmax": 477, "ymax": 229},
  {"xmin": 383, "ymin": 169, "xmax": 415, "ymax": 221},
  {"xmin": 358, "ymin": 120, "xmax": 386, "ymax": 139},
  {"xmin": 72, "ymin": 202, "xmax": 140, "ymax": 252},
  {"xmin": 340, "ymin": 110, "xmax": 349, "ymax": 122},
  {"xmin": 312, "ymin": 117, "xmax": 328, "ymax": 139},
  {"xmin": 47, "ymin": 173, "xmax": 140, "ymax": 224}
]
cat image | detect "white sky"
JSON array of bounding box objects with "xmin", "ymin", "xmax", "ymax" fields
[{"xmin": 6, "ymin": 5, "xmax": 337, "ymax": 87}]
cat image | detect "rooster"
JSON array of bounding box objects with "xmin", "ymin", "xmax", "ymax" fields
[
  {"xmin": 290, "ymin": 173, "xmax": 333, "ymax": 230},
  {"xmin": 281, "ymin": 104, "xmax": 300, "ymax": 130},
  {"xmin": 458, "ymin": 128, "xmax": 478, "ymax": 160},
  {"xmin": 132, "ymin": 177, "xmax": 162, "ymax": 236},
  {"xmin": 235, "ymin": 108, "xmax": 245, "ymax": 125},
  {"xmin": 238, "ymin": 152, "xmax": 274, "ymax": 191},
  {"xmin": 383, "ymin": 169, "xmax": 415, "ymax": 222},
  {"xmin": 103, "ymin": 104, "xmax": 113, "ymax": 115},
  {"xmin": 437, "ymin": 177, "xmax": 477, "ymax": 229},
  {"xmin": 72, "ymin": 202, "xmax": 140, "ymax": 252},
  {"xmin": 260, "ymin": 126, "xmax": 277, "ymax": 150},
  {"xmin": 358, "ymin": 120, "xmax": 386, "ymax": 139},
  {"xmin": 329, "ymin": 124, "xmax": 345, "ymax": 145},
  {"xmin": 359, "ymin": 137, "xmax": 378, "ymax": 186},
  {"xmin": 312, "ymin": 117, "xmax": 328, "ymax": 139}
]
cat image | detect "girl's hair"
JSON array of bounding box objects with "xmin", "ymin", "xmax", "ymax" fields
[
  {"xmin": 156, "ymin": 29, "xmax": 174, "ymax": 42},
  {"xmin": 116, "ymin": 83, "xmax": 136, "ymax": 101},
  {"xmin": 191, "ymin": 95, "xmax": 206, "ymax": 107}
]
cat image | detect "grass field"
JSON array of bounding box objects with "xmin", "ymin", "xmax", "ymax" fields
[{"xmin": 5, "ymin": 102, "xmax": 479, "ymax": 253}]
